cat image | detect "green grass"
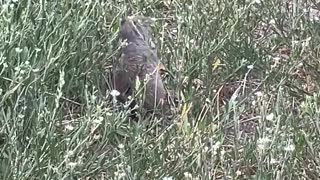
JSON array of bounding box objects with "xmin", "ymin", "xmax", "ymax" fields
[{"xmin": 1, "ymin": 0, "xmax": 320, "ymax": 179}]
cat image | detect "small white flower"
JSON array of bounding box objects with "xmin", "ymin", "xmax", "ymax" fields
[
  {"xmin": 257, "ymin": 137, "xmax": 271, "ymax": 151},
  {"xmin": 118, "ymin": 144, "xmax": 124, "ymax": 149},
  {"xmin": 254, "ymin": 0, "xmax": 261, "ymax": 4},
  {"xmin": 273, "ymin": 57, "xmax": 281, "ymax": 61},
  {"xmin": 255, "ymin": 91, "xmax": 263, "ymax": 97},
  {"xmin": 15, "ymin": 47, "xmax": 23, "ymax": 53},
  {"xmin": 284, "ymin": 144, "xmax": 295, "ymax": 152},
  {"xmin": 91, "ymin": 94, "xmax": 97, "ymax": 102},
  {"xmin": 67, "ymin": 162, "xmax": 77, "ymax": 169},
  {"xmin": 203, "ymin": 146, "xmax": 209, "ymax": 152},
  {"xmin": 2, "ymin": 4, "xmax": 8, "ymax": 11},
  {"xmin": 269, "ymin": 19, "xmax": 276, "ymax": 25},
  {"xmin": 205, "ymin": 98, "xmax": 210, "ymax": 103},
  {"xmin": 126, "ymin": 165, "xmax": 131, "ymax": 172},
  {"xmin": 236, "ymin": 170, "xmax": 242, "ymax": 176},
  {"xmin": 270, "ymin": 158, "xmax": 279, "ymax": 164},
  {"xmin": 297, "ymin": 62, "xmax": 303, "ymax": 68},
  {"xmin": 92, "ymin": 116, "xmax": 103, "ymax": 125},
  {"xmin": 14, "ymin": 66, "xmax": 20, "ymax": 72},
  {"xmin": 64, "ymin": 150, "xmax": 74, "ymax": 160},
  {"xmin": 65, "ymin": 124, "xmax": 74, "ymax": 131},
  {"xmin": 292, "ymin": 40, "xmax": 299, "ymax": 45},
  {"xmin": 183, "ymin": 172, "xmax": 192, "ymax": 179},
  {"xmin": 18, "ymin": 114, "xmax": 24, "ymax": 118},
  {"xmin": 212, "ymin": 141, "xmax": 221, "ymax": 150},
  {"xmin": 118, "ymin": 172, "xmax": 126, "ymax": 178},
  {"xmin": 266, "ymin": 113, "xmax": 274, "ymax": 121},
  {"xmin": 247, "ymin": 65, "xmax": 254, "ymax": 69},
  {"xmin": 110, "ymin": 90, "xmax": 120, "ymax": 97},
  {"xmin": 66, "ymin": 150, "xmax": 74, "ymax": 157},
  {"xmin": 121, "ymin": 40, "xmax": 128, "ymax": 47},
  {"xmin": 252, "ymin": 100, "xmax": 257, "ymax": 106},
  {"xmin": 221, "ymin": 149, "xmax": 225, "ymax": 156},
  {"xmin": 32, "ymin": 68, "xmax": 40, "ymax": 72}
]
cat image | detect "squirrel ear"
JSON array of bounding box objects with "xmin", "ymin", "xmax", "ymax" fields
[
  {"xmin": 121, "ymin": 16, "xmax": 131, "ymax": 26},
  {"xmin": 120, "ymin": 15, "xmax": 133, "ymax": 26}
]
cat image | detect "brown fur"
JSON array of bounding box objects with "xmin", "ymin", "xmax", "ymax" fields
[{"xmin": 111, "ymin": 16, "xmax": 170, "ymax": 116}]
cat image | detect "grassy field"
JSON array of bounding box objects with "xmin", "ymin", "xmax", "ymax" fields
[{"xmin": 1, "ymin": 0, "xmax": 320, "ymax": 179}]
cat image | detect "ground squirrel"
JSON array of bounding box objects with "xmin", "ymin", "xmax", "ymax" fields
[{"xmin": 110, "ymin": 15, "xmax": 171, "ymax": 117}]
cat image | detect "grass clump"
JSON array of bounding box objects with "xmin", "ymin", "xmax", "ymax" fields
[{"xmin": 1, "ymin": 0, "xmax": 320, "ymax": 179}]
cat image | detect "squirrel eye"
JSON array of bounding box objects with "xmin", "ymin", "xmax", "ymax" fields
[{"xmin": 120, "ymin": 18, "xmax": 126, "ymax": 26}]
